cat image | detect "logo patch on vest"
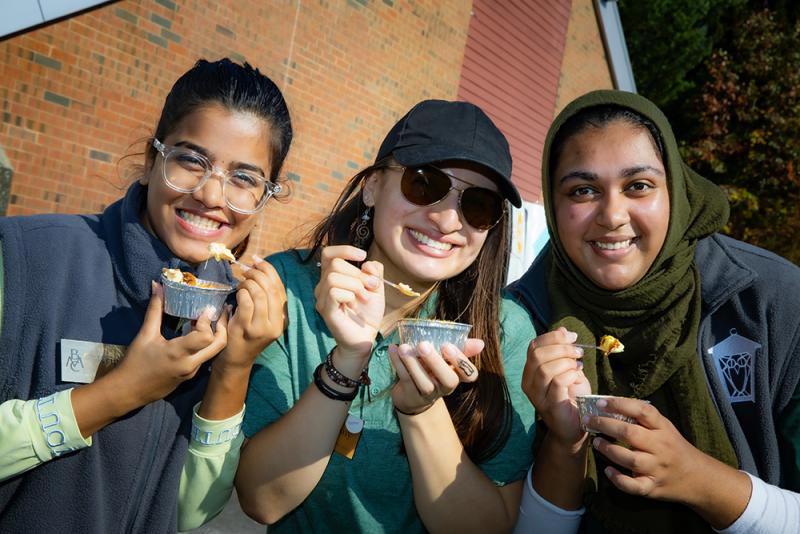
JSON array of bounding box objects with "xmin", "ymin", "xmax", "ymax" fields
[
  {"xmin": 707, "ymin": 329, "xmax": 760, "ymax": 403},
  {"xmin": 60, "ymin": 339, "xmax": 126, "ymax": 383}
]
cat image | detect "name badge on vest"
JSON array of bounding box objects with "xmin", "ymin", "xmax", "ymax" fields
[{"xmin": 60, "ymin": 339, "xmax": 126, "ymax": 383}]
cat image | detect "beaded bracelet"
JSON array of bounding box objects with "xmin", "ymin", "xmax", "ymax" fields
[
  {"xmin": 324, "ymin": 347, "xmax": 370, "ymax": 389},
  {"xmin": 313, "ymin": 363, "xmax": 359, "ymax": 402}
]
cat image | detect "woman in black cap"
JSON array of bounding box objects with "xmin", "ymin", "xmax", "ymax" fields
[
  {"xmin": 235, "ymin": 99, "xmax": 537, "ymax": 532},
  {"xmin": 512, "ymin": 90, "xmax": 800, "ymax": 533}
]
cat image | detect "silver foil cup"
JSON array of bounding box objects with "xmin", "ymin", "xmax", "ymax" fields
[
  {"xmin": 396, "ymin": 319, "xmax": 472, "ymax": 352},
  {"xmin": 160, "ymin": 273, "xmax": 233, "ymax": 321},
  {"xmin": 575, "ymin": 394, "xmax": 647, "ymax": 433}
]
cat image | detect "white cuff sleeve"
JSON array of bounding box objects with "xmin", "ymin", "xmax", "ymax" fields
[
  {"xmin": 715, "ymin": 471, "xmax": 800, "ymax": 534},
  {"xmin": 513, "ymin": 466, "xmax": 584, "ymax": 534},
  {"xmin": 30, "ymin": 389, "xmax": 92, "ymax": 459},
  {"xmin": 188, "ymin": 402, "xmax": 245, "ymax": 455},
  {"xmin": 1, "ymin": 389, "xmax": 91, "ymax": 482}
]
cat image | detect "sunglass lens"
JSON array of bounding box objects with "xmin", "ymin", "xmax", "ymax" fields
[
  {"xmin": 400, "ymin": 167, "xmax": 451, "ymax": 206},
  {"xmin": 461, "ymin": 188, "xmax": 504, "ymax": 230}
]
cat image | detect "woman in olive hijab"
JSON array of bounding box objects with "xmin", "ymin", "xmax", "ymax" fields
[{"xmin": 512, "ymin": 90, "xmax": 800, "ymax": 533}]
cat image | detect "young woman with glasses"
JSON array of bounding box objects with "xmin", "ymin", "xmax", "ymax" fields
[
  {"xmin": 234, "ymin": 100, "xmax": 537, "ymax": 532},
  {"xmin": 0, "ymin": 58, "xmax": 291, "ymax": 532}
]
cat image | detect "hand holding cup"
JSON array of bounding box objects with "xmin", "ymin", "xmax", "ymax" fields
[
  {"xmin": 388, "ymin": 338, "xmax": 482, "ymax": 415},
  {"xmin": 522, "ymin": 327, "xmax": 591, "ymax": 447}
]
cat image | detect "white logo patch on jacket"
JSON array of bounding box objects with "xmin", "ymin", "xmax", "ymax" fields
[{"xmin": 708, "ymin": 329, "xmax": 760, "ymax": 403}]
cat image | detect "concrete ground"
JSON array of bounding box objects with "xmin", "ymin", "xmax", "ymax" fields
[{"xmin": 185, "ymin": 490, "xmax": 265, "ymax": 534}]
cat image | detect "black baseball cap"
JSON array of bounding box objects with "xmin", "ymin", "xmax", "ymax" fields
[{"xmin": 375, "ymin": 99, "xmax": 521, "ymax": 208}]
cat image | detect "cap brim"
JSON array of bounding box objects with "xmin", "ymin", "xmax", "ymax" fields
[{"xmin": 393, "ymin": 146, "xmax": 522, "ymax": 208}]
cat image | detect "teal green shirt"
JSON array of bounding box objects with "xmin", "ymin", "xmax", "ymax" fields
[{"xmin": 243, "ymin": 250, "xmax": 538, "ymax": 533}]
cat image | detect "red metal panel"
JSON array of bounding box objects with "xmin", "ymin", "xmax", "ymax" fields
[{"xmin": 458, "ymin": 0, "xmax": 571, "ymax": 203}]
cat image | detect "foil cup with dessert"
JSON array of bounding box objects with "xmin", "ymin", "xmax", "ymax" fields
[
  {"xmin": 574, "ymin": 335, "xmax": 647, "ymax": 433},
  {"xmin": 396, "ymin": 319, "xmax": 472, "ymax": 353},
  {"xmin": 159, "ymin": 243, "xmax": 238, "ymax": 321}
]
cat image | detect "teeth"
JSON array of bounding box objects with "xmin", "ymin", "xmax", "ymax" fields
[
  {"xmin": 178, "ymin": 210, "xmax": 221, "ymax": 230},
  {"xmin": 409, "ymin": 229, "xmax": 452, "ymax": 251},
  {"xmin": 594, "ymin": 239, "xmax": 632, "ymax": 250}
]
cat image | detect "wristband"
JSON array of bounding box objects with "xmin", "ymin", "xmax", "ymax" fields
[
  {"xmin": 313, "ymin": 363, "xmax": 358, "ymax": 402},
  {"xmin": 324, "ymin": 346, "xmax": 370, "ymax": 388},
  {"xmin": 190, "ymin": 423, "xmax": 242, "ymax": 446},
  {"xmin": 190, "ymin": 403, "xmax": 243, "ymax": 447},
  {"xmin": 394, "ymin": 404, "xmax": 433, "ymax": 416}
]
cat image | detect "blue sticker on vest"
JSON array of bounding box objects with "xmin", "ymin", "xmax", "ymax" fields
[{"xmin": 707, "ymin": 329, "xmax": 760, "ymax": 403}]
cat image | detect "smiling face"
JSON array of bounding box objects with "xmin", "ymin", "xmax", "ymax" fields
[
  {"xmin": 362, "ymin": 161, "xmax": 499, "ymax": 289},
  {"xmin": 139, "ymin": 104, "xmax": 272, "ymax": 264},
  {"xmin": 552, "ymin": 120, "xmax": 670, "ymax": 290}
]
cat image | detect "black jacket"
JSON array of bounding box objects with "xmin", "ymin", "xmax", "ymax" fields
[{"xmin": 509, "ymin": 233, "xmax": 800, "ymax": 488}]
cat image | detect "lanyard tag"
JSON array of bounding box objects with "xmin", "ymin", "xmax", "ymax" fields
[
  {"xmin": 60, "ymin": 339, "xmax": 126, "ymax": 383},
  {"xmin": 333, "ymin": 414, "xmax": 364, "ymax": 460}
]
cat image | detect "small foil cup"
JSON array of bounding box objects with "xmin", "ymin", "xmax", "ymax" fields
[
  {"xmin": 160, "ymin": 273, "xmax": 233, "ymax": 321},
  {"xmin": 396, "ymin": 319, "xmax": 472, "ymax": 352},
  {"xmin": 575, "ymin": 394, "xmax": 646, "ymax": 433},
  {"xmin": 575, "ymin": 395, "xmax": 650, "ymax": 433}
]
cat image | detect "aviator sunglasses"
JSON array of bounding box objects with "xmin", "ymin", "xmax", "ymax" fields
[{"xmin": 383, "ymin": 164, "xmax": 506, "ymax": 230}]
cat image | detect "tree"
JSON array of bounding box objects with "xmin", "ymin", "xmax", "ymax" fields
[
  {"xmin": 619, "ymin": 1, "xmax": 800, "ymax": 264},
  {"xmin": 684, "ymin": 11, "xmax": 800, "ymax": 262},
  {"xmin": 617, "ymin": 0, "xmax": 747, "ymax": 138}
]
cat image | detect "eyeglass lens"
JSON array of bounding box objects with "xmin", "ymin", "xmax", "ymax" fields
[
  {"xmin": 399, "ymin": 166, "xmax": 504, "ymax": 230},
  {"xmin": 163, "ymin": 147, "xmax": 272, "ymax": 212}
]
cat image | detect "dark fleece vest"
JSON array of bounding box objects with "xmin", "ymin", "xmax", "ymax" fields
[
  {"xmin": 0, "ymin": 183, "xmax": 236, "ymax": 533},
  {"xmin": 510, "ymin": 235, "xmax": 800, "ymax": 491}
]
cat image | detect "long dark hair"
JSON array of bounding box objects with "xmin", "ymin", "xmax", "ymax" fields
[
  {"xmin": 147, "ymin": 58, "xmax": 293, "ymax": 182},
  {"xmin": 302, "ymin": 159, "xmax": 513, "ymax": 463}
]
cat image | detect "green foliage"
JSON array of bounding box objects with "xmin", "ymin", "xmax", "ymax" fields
[
  {"xmin": 619, "ymin": 1, "xmax": 800, "ymax": 264},
  {"xmin": 617, "ymin": 0, "xmax": 745, "ymax": 111},
  {"xmin": 683, "ymin": 12, "xmax": 800, "ymax": 263},
  {"xmin": 763, "ymin": 0, "xmax": 800, "ymax": 22}
]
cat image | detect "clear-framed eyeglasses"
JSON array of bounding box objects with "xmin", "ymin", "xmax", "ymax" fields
[{"xmin": 152, "ymin": 139, "xmax": 282, "ymax": 214}]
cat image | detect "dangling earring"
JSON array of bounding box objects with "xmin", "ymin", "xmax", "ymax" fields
[{"xmin": 353, "ymin": 207, "xmax": 373, "ymax": 250}]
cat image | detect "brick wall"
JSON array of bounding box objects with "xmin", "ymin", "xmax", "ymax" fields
[
  {"xmin": 0, "ymin": 0, "xmax": 616, "ymax": 256},
  {"xmin": 458, "ymin": 0, "xmax": 571, "ymax": 204},
  {"xmin": 554, "ymin": 0, "xmax": 614, "ymax": 113},
  {"xmin": 0, "ymin": 0, "xmax": 472, "ymax": 256}
]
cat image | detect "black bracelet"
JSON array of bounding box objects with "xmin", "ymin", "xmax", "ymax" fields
[
  {"xmin": 313, "ymin": 363, "xmax": 358, "ymax": 402},
  {"xmin": 394, "ymin": 404, "xmax": 432, "ymax": 416},
  {"xmin": 324, "ymin": 347, "xmax": 370, "ymax": 389}
]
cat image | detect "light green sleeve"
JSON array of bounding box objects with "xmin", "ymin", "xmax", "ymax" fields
[
  {"xmin": 0, "ymin": 389, "xmax": 92, "ymax": 482},
  {"xmin": 177, "ymin": 403, "xmax": 246, "ymax": 531},
  {"xmin": 0, "ymin": 245, "xmax": 91, "ymax": 481}
]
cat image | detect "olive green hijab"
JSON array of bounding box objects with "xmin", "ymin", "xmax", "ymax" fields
[{"xmin": 542, "ymin": 90, "xmax": 737, "ymax": 533}]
